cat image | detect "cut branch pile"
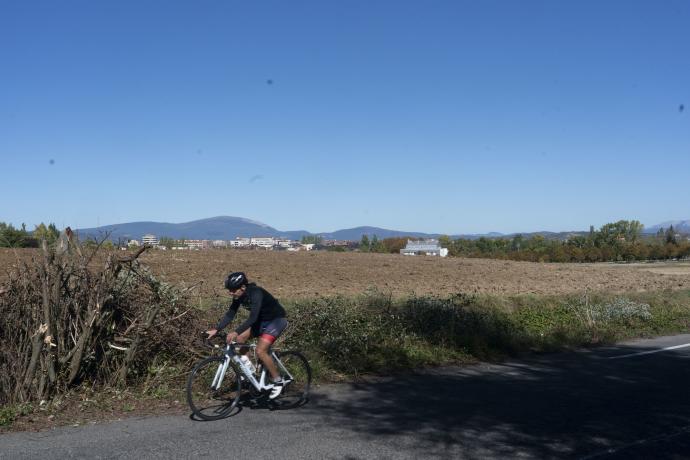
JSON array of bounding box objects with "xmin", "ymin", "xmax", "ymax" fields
[{"xmin": 0, "ymin": 230, "xmax": 201, "ymax": 406}]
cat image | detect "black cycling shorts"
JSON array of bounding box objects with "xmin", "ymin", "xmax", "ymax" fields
[{"xmin": 251, "ymin": 317, "xmax": 288, "ymax": 343}]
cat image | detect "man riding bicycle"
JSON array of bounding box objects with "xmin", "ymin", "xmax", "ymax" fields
[{"xmin": 206, "ymin": 272, "xmax": 288, "ymax": 399}]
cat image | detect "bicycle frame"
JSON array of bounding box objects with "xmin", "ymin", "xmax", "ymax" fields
[{"xmin": 211, "ymin": 343, "xmax": 294, "ymax": 393}]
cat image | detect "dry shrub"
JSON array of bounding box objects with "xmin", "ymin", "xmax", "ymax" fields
[{"xmin": 0, "ymin": 235, "xmax": 201, "ymax": 406}]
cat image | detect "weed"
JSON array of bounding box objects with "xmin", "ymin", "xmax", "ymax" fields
[{"xmin": 0, "ymin": 403, "xmax": 33, "ymax": 427}]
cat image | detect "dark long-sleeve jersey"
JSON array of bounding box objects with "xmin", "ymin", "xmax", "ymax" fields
[{"xmin": 215, "ymin": 283, "xmax": 287, "ymax": 335}]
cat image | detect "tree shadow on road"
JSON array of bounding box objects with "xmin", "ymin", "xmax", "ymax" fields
[{"xmin": 305, "ymin": 345, "xmax": 690, "ymax": 458}]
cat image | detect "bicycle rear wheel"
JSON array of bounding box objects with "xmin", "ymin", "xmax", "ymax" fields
[
  {"xmin": 186, "ymin": 356, "xmax": 241, "ymax": 420},
  {"xmin": 273, "ymin": 350, "xmax": 311, "ymax": 409}
]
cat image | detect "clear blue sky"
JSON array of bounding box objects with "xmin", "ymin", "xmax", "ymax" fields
[{"xmin": 1, "ymin": 0, "xmax": 688, "ymax": 234}]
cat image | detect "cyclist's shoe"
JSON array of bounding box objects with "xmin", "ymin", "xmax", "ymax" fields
[{"xmin": 269, "ymin": 381, "xmax": 284, "ymax": 400}]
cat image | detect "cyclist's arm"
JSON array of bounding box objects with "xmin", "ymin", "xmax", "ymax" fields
[
  {"xmin": 215, "ymin": 299, "xmax": 240, "ymax": 331},
  {"xmin": 234, "ymin": 289, "xmax": 263, "ymax": 335}
]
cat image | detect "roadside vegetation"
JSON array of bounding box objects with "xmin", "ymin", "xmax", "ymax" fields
[
  {"xmin": 0, "ymin": 236, "xmax": 201, "ymax": 428},
  {"xmin": 278, "ymin": 288, "xmax": 690, "ymax": 380}
]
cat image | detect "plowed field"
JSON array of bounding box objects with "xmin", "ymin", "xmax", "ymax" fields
[{"xmin": 2, "ymin": 249, "xmax": 689, "ymax": 300}]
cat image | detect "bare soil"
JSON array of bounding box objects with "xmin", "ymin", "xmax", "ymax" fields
[
  {"xmin": 5, "ymin": 248, "xmax": 688, "ymax": 300},
  {"xmin": 2, "ymin": 249, "xmax": 689, "ymax": 302},
  {"xmin": 0, "ymin": 388, "xmax": 189, "ymax": 434}
]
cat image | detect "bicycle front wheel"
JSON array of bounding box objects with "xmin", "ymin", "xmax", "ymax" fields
[
  {"xmin": 186, "ymin": 356, "xmax": 241, "ymax": 420},
  {"xmin": 273, "ymin": 350, "xmax": 312, "ymax": 409}
]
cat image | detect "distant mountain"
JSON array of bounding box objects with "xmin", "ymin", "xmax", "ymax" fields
[
  {"xmin": 78, "ymin": 216, "xmax": 689, "ymax": 243},
  {"xmin": 77, "ymin": 216, "xmax": 312, "ymax": 241},
  {"xmin": 77, "ymin": 218, "xmax": 506, "ymax": 243},
  {"xmin": 644, "ymin": 220, "xmax": 690, "ymax": 234},
  {"xmin": 318, "ymin": 226, "xmax": 441, "ymax": 241}
]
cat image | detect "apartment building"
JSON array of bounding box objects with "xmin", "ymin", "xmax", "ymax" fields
[
  {"xmin": 142, "ymin": 234, "xmax": 159, "ymax": 246},
  {"xmin": 250, "ymin": 237, "xmax": 275, "ymax": 249},
  {"xmin": 228, "ymin": 237, "xmax": 251, "ymax": 248},
  {"xmin": 184, "ymin": 239, "xmax": 210, "ymax": 250}
]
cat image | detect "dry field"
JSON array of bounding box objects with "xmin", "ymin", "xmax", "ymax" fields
[{"xmin": 3, "ymin": 249, "xmax": 688, "ymax": 301}]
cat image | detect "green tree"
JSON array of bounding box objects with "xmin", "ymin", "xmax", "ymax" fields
[
  {"xmin": 370, "ymin": 234, "xmax": 386, "ymax": 253},
  {"xmin": 665, "ymin": 225, "xmax": 678, "ymax": 245},
  {"xmin": 382, "ymin": 237, "xmax": 408, "ymax": 253},
  {"xmin": 0, "ymin": 222, "xmax": 31, "ymax": 247},
  {"xmin": 627, "ymin": 220, "xmax": 644, "ymax": 243},
  {"xmin": 33, "ymin": 223, "xmax": 60, "ymax": 245},
  {"xmin": 159, "ymin": 237, "xmax": 175, "ymax": 249},
  {"xmin": 510, "ymin": 234, "xmax": 524, "ymax": 252},
  {"xmin": 359, "ymin": 235, "xmax": 370, "ymax": 252},
  {"xmin": 301, "ymin": 235, "xmax": 323, "ymax": 245}
]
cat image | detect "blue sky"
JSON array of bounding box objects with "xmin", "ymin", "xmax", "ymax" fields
[{"xmin": 1, "ymin": 0, "xmax": 688, "ymax": 234}]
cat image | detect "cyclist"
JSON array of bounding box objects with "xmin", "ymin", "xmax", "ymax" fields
[{"xmin": 206, "ymin": 272, "xmax": 288, "ymax": 399}]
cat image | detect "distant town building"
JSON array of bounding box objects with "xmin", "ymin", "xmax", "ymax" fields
[
  {"xmin": 323, "ymin": 239, "xmax": 351, "ymax": 247},
  {"xmin": 400, "ymin": 239, "xmax": 448, "ymax": 257},
  {"xmin": 212, "ymin": 240, "xmax": 228, "ymax": 248},
  {"xmin": 127, "ymin": 239, "xmax": 141, "ymax": 247},
  {"xmin": 184, "ymin": 239, "xmax": 210, "ymax": 250},
  {"xmin": 251, "ymin": 237, "xmax": 275, "ymax": 249},
  {"xmin": 142, "ymin": 234, "xmax": 159, "ymax": 246},
  {"xmin": 229, "ymin": 237, "xmax": 251, "ymax": 248},
  {"xmin": 274, "ymin": 239, "xmax": 296, "ymax": 249}
]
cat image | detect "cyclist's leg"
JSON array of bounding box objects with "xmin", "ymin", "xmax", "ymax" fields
[{"xmin": 256, "ymin": 318, "xmax": 288, "ymax": 381}]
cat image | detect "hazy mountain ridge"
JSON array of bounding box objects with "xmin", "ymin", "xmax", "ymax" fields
[
  {"xmin": 77, "ymin": 217, "xmax": 307, "ymax": 241},
  {"xmin": 76, "ymin": 216, "xmax": 687, "ymax": 242},
  {"xmin": 644, "ymin": 220, "xmax": 690, "ymax": 234}
]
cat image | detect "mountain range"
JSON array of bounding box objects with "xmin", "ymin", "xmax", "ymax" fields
[
  {"xmin": 643, "ymin": 220, "xmax": 690, "ymax": 234},
  {"xmin": 77, "ymin": 217, "xmax": 447, "ymax": 242},
  {"xmin": 75, "ymin": 216, "xmax": 690, "ymax": 242}
]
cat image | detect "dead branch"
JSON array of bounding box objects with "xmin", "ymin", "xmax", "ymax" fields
[
  {"xmin": 0, "ymin": 235, "xmax": 200, "ymax": 406},
  {"xmin": 119, "ymin": 245, "xmax": 150, "ymax": 263}
]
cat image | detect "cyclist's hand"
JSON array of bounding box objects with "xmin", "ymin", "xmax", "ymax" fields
[
  {"xmin": 206, "ymin": 329, "xmax": 218, "ymax": 339},
  {"xmin": 226, "ymin": 331, "xmax": 238, "ymax": 344}
]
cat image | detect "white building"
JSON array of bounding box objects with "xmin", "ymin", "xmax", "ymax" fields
[
  {"xmin": 400, "ymin": 239, "xmax": 448, "ymax": 257},
  {"xmin": 229, "ymin": 237, "xmax": 251, "ymax": 248},
  {"xmin": 184, "ymin": 239, "xmax": 210, "ymax": 250},
  {"xmin": 142, "ymin": 234, "xmax": 159, "ymax": 246},
  {"xmin": 212, "ymin": 240, "xmax": 228, "ymax": 248},
  {"xmin": 251, "ymin": 237, "xmax": 275, "ymax": 249}
]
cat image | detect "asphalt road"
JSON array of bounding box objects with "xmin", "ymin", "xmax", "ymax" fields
[{"xmin": 2, "ymin": 334, "xmax": 690, "ymax": 459}]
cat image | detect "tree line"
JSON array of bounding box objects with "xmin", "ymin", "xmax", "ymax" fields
[
  {"xmin": 3, "ymin": 219, "xmax": 689, "ymax": 262},
  {"xmin": 0, "ymin": 222, "xmax": 60, "ymax": 248},
  {"xmin": 359, "ymin": 220, "xmax": 690, "ymax": 262}
]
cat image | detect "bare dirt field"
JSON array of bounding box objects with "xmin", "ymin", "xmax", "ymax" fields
[
  {"xmin": 4, "ymin": 249, "xmax": 688, "ymax": 301},
  {"xmin": 611, "ymin": 261, "xmax": 690, "ymax": 276}
]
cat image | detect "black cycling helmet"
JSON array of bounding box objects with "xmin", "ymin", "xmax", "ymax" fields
[{"xmin": 225, "ymin": 272, "xmax": 248, "ymax": 290}]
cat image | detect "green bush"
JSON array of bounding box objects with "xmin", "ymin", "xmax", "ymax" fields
[
  {"xmin": 277, "ymin": 289, "xmax": 690, "ymax": 379},
  {"xmin": 0, "ymin": 403, "xmax": 33, "ymax": 427}
]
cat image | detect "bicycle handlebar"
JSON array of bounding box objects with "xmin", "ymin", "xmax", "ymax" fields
[{"xmin": 201, "ymin": 331, "xmax": 256, "ymax": 351}]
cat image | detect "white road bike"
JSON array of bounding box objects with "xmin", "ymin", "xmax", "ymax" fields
[{"xmin": 186, "ymin": 334, "xmax": 311, "ymax": 420}]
